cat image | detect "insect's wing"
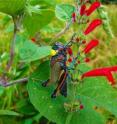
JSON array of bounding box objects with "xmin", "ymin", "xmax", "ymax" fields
[
  {"xmin": 42, "ymin": 61, "xmax": 61, "ymax": 87},
  {"xmin": 49, "ymin": 62, "xmax": 61, "ymax": 85}
]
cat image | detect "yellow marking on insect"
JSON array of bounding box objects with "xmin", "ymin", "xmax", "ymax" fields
[{"xmin": 50, "ymin": 49, "xmax": 57, "ymax": 56}]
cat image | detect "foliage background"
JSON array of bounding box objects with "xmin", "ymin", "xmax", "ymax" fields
[{"xmin": 0, "ymin": 0, "xmax": 117, "ymax": 124}]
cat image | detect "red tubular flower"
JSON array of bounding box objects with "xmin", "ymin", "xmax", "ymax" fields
[
  {"xmin": 80, "ymin": 4, "xmax": 86, "ymax": 16},
  {"xmin": 106, "ymin": 72, "xmax": 115, "ymax": 85},
  {"xmin": 85, "ymin": 1, "xmax": 101, "ymax": 16},
  {"xmin": 107, "ymin": 66, "xmax": 117, "ymax": 72},
  {"xmin": 84, "ymin": 19, "xmax": 102, "ymax": 35},
  {"xmin": 67, "ymin": 48, "xmax": 73, "ymax": 56},
  {"xmin": 83, "ymin": 39, "xmax": 99, "ymax": 54},
  {"xmin": 82, "ymin": 66, "xmax": 117, "ymax": 85}
]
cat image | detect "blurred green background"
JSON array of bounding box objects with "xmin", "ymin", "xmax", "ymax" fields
[{"xmin": 0, "ymin": 0, "xmax": 117, "ymax": 124}]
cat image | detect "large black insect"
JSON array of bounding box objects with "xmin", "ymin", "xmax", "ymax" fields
[{"xmin": 42, "ymin": 42, "xmax": 71, "ymax": 98}]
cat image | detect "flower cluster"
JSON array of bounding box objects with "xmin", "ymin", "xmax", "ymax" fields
[
  {"xmin": 71, "ymin": 1, "xmax": 117, "ymax": 85},
  {"xmin": 70, "ymin": 1, "xmax": 102, "ymax": 64}
]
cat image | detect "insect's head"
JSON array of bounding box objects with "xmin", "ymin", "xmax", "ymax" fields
[
  {"xmin": 52, "ymin": 42, "xmax": 65, "ymax": 51},
  {"xmin": 51, "ymin": 40, "xmax": 74, "ymax": 57}
]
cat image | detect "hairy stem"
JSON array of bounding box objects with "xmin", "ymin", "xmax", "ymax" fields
[
  {"xmin": 51, "ymin": 21, "xmax": 72, "ymax": 42},
  {"xmin": 6, "ymin": 17, "xmax": 18, "ymax": 71},
  {"xmin": 0, "ymin": 77, "xmax": 28, "ymax": 87}
]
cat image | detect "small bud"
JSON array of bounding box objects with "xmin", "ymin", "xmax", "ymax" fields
[
  {"xmin": 72, "ymin": 12, "xmax": 76, "ymax": 18},
  {"xmin": 85, "ymin": 58, "xmax": 90, "ymax": 63},
  {"xmin": 82, "ymin": 40, "xmax": 86, "ymax": 44},
  {"xmin": 72, "ymin": 12, "xmax": 76, "ymax": 23},
  {"xmin": 68, "ymin": 58, "xmax": 72, "ymax": 63},
  {"xmin": 80, "ymin": 104, "xmax": 84, "ymax": 110},
  {"xmin": 78, "ymin": 60, "xmax": 80, "ymax": 64},
  {"xmin": 87, "ymin": 19, "xmax": 90, "ymax": 23},
  {"xmin": 67, "ymin": 48, "xmax": 73, "ymax": 56},
  {"xmin": 76, "ymin": 37, "xmax": 80, "ymax": 42},
  {"xmin": 31, "ymin": 37, "xmax": 36, "ymax": 43}
]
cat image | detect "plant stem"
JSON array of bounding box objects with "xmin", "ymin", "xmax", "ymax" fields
[
  {"xmin": 51, "ymin": 21, "xmax": 72, "ymax": 42},
  {"xmin": 0, "ymin": 77, "xmax": 28, "ymax": 87},
  {"xmin": 6, "ymin": 17, "xmax": 18, "ymax": 71}
]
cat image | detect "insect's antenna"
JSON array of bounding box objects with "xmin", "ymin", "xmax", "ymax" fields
[{"xmin": 65, "ymin": 33, "xmax": 76, "ymax": 48}]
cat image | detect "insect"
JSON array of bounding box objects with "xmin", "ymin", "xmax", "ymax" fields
[{"xmin": 42, "ymin": 41, "xmax": 74, "ymax": 98}]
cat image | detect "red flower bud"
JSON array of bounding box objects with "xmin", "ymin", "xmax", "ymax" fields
[
  {"xmin": 68, "ymin": 58, "xmax": 72, "ymax": 63},
  {"xmin": 76, "ymin": 37, "xmax": 80, "ymax": 42},
  {"xmin": 78, "ymin": 60, "xmax": 80, "ymax": 64},
  {"xmin": 82, "ymin": 40, "xmax": 86, "ymax": 44},
  {"xmin": 80, "ymin": 104, "xmax": 84, "ymax": 110},
  {"xmin": 84, "ymin": 19, "xmax": 102, "ymax": 35},
  {"xmin": 84, "ymin": 58, "xmax": 90, "ymax": 62},
  {"xmin": 67, "ymin": 48, "xmax": 73, "ymax": 56},
  {"xmin": 31, "ymin": 37, "xmax": 36, "ymax": 43},
  {"xmin": 83, "ymin": 39, "xmax": 99, "ymax": 54},
  {"xmin": 72, "ymin": 12, "xmax": 76, "ymax": 22},
  {"xmin": 85, "ymin": 1, "xmax": 101, "ymax": 16},
  {"xmin": 82, "ymin": 66, "xmax": 117, "ymax": 85},
  {"xmin": 80, "ymin": 4, "xmax": 86, "ymax": 16}
]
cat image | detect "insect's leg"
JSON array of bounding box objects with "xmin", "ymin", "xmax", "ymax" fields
[
  {"xmin": 42, "ymin": 79, "xmax": 50, "ymax": 87},
  {"xmin": 60, "ymin": 79, "xmax": 67, "ymax": 97},
  {"xmin": 51, "ymin": 71, "xmax": 67, "ymax": 98}
]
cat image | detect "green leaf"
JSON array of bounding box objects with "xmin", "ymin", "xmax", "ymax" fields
[
  {"xmin": 30, "ymin": 0, "xmax": 56, "ymax": 6},
  {"xmin": 0, "ymin": 0, "xmax": 26, "ymax": 16},
  {"xmin": 78, "ymin": 77, "xmax": 117, "ymax": 117},
  {"xmin": 15, "ymin": 99, "xmax": 37, "ymax": 115},
  {"xmin": 71, "ymin": 105, "xmax": 105, "ymax": 124},
  {"xmin": 23, "ymin": 9, "xmax": 54, "ymax": 36},
  {"xmin": 27, "ymin": 62, "xmax": 106, "ymax": 124},
  {"xmin": 77, "ymin": 64, "xmax": 117, "ymax": 117},
  {"xmin": 55, "ymin": 4, "xmax": 75, "ymax": 22},
  {"xmin": 18, "ymin": 40, "xmax": 51, "ymax": 62},
  {"xmin": 0, "ymin": 110, "xmax": 21, "ymax": 116}
]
